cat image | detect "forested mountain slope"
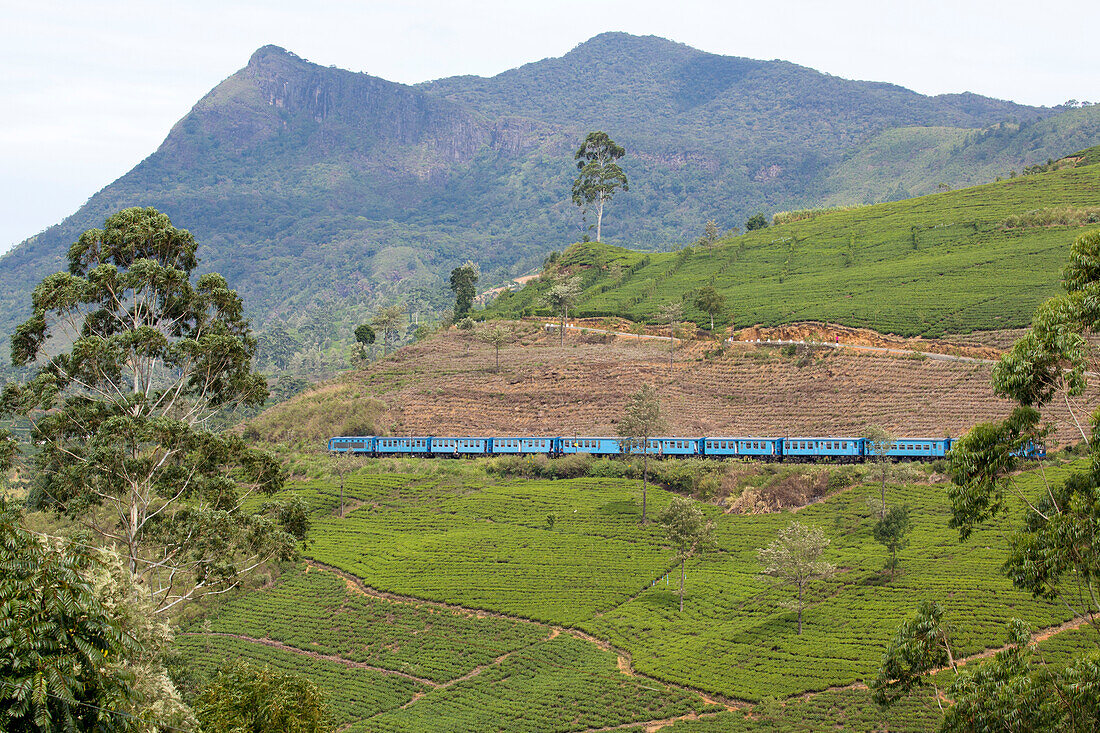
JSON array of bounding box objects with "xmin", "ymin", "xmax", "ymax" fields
[{"xmin": 2, "ymin": 33, "xmax": 1098, "ymax": 348}]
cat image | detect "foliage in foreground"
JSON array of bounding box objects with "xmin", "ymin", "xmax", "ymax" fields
[
  {"xmin": 194, "ymin": 660, "xmax": 332, "ymax": 733},
  {"xmin": 0, "ymin": 207, "xmax": 305, "ymax": 613},
  {"xmin": 0, "ymin": 501, "xmax": 196, "ymax": 733},
  {"xmin": 874, "ymin": 228, "xmax": 1100, "ymax": 730}
]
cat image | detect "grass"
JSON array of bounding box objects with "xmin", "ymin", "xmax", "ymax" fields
[{"xmin": 488, "ymin": 162, "xmax": 1100, "ymax": 336}]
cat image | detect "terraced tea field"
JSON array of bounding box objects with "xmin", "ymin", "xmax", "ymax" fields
[
  {"xmin": 181, "ymin": 461, "xmax": 1098, "ymax": 731},
  {"xmin": 581, "ymin": 470, "xmax": 1077, "ymax": 700},
  {"xmin": 304, "ymin": 477, "xmax": 697, "ymax": 623},
  {"xmin": 489, "ymin": 162, "xmax": 1100, "ymax": 338}
]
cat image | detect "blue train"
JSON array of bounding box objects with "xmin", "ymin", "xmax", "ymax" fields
[{"xmin": 327, "ymin": 434, "xmax": 1043, "ymax": 462}]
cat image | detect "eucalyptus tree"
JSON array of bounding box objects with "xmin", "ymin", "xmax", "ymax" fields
[
  {"xmin": 657, "ymin": 301, "xmax": 684, "ymax": 370},
  {"xmin": 658, "ymin": 497, "xmax": 716, "ymax": 612},
  {"xmin": 863, "ymin": 425, "xmax": 896, "ymax": 518},
  {"xmin": 617, "ymin": 384, "xmax": 667, "ymax": 523},
  {"xmin": 480, "ymin": 324, "xmax": 513, "ymax": 371},
  {"xmin": 693, "ymin": 286, "xmax": 725, "ymax": 331},
  {"xmin": 372, "ymin": 305, "xmax": 406, "ymax": 356},
  {"xmin": 0, "ymin": 207, "xmax": 304, "ymax": 614},
  {"xmin": 572, "ymin": 131, "xmax": 628, "ymax": 242},
  {"xmin": 872, "ymin": 600, "xmax": 957, "ymax": 712},
  {"xmin": 757, "ymin": 521, "xmax": 836, "ymax": 635},
  {"xmin": 873, "ymin": 505, "xmax": 912, "ymax": 579},
  {"xmin": 539, "ymin": 277, "xmax": 582, "ymax": 347}
]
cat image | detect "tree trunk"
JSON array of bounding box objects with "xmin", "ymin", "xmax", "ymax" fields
[
  {"xmin": 560, "ymin": 307, "xmax": 566, "ymax": 347},
  {"xmin": 797, "ymin": 582, "xmax": 803, "ymax": 635},
  {"xmin": 340, "ymin": 474, "xmax": 345, "ymax": 518},
  {"xmin": 669, "ymin": 322, "xmax": 674, "ymax": 370},
  {"xmin": 495, "ymin": 345, "xmax": 500, "ymax": 371},
  {"xmin": 641, "ymin": 448, "xmax": 648, "ymax": 523},
  {"xmin": 880, "ymin": 469, "xmax": 887, "ymax": 519},
  {"xmin": 596, "ymin": 198, "xmax": 604, "ymax": 242},
  {"xmin": 679, "ymin": 558, "xmax": 685, "ymax": 612},
  {"xmin": 710, "ymin": 313, "xmax": 714, "ymax": 331}
]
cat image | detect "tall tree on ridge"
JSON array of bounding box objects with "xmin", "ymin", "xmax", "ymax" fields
[
  {"xmin": 572, "ymin": 131, "xmax": 628, "ymax": 242},
  {"xmin": 372, "ymin": 305, "xmax": 406, "ymax": 356}
]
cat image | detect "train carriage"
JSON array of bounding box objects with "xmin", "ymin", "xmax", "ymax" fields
[
  {"xmin": 703, "ymin": 437, "xmax": 782, "ymax": 459},
  {"xmin": 430, "ymin": 437, "xmax": 489, "ymax": 456},
  {"xmin": 884, "ymin": 438, "xmax": 951, "ymax": 460},
  {"xmin": 558, "ymin": 437, "xmax": 623, "ymax": 456},
  {"xmin": 327, "ymin": 436, "xmax": 375, "ymax": 453},
  {"xmin": 490, "ymin": 437, "xmax": 554, "ymax": 455},
  {"xmin": 784, "ymin": 437, "xmax": 862, "ymax": 462},
  {"xmin": 651, "ymin": 437, "xmax": 703, "ymax": 457},
  {"xmin": 374, "ymin": 437, "xmax": 431, "ymax": 455}
]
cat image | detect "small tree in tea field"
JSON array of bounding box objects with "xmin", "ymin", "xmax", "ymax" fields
[
  {"xmin": 617, "ymin": 384, "xmax": 667, "ymax": 523},
  {"xmin": 657, "ymin": 497, "xmax": 716, "ymax": 612},
  {"xmin": 757, "ymin": 521, "xmax": 836, "ymax": 635},
  {"xmin": 873, "ymin": 505, "xmax": 912, "ymax": 579}
]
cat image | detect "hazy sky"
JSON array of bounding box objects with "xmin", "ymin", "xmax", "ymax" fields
[{"xmin": 2, "ymin": 0, "xmax": 1097, "ymax": 255}]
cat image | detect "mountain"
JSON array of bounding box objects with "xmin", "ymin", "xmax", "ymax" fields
[{"xmin": 2, "ymin": 33, "xmax": 1099, "ymax": 352}]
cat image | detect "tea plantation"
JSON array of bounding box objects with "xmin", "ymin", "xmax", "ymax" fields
[
  {"xmin": 180, "ymin": 461, "xmax": 1099, "ymax": 731},
  {"xmin": 488, "ymin": 161, "xmax": 1100, "ymax": 337},
  {"xmin": 174, "ymin": 634, "xmax": 427, "ymax": 727},
  {"xmin": 186, "ymin": 566, "xmax": 548, "ymax": 683}
]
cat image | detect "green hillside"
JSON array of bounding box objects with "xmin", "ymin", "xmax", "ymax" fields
[
  {"xmin": 489, "ymin": 155, "xmax": 1100, "ymax": 336},
  {"xmin": 176, "ymin": 458, "xmax": 1097, "ymax": 731}
]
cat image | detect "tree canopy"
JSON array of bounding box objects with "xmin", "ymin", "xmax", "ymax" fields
[
  {"xmin": 693, "ymin": 286, "xmax": 725, "ymax": 331},
  {"xmin": 372, "ymin": 305, "xmax": 406, "ymax": 356},
  {"xmin": 0, "ymin": 501, "xmax": 197, "ymax": 732},
  {"xmin": 757, "ymin": 521, "xmax": 836, "ymax": 635},
  {"xmin": 450, "ymin": 262, "xmax": 480, "ymax": 318},
  {"xmin": 194, "ymin": 661, "xmax": 332, "ymax": 733},
  {"xmin": 0, "ymin": 207, "xmax": 305, "ymax": 614},
  {"xmin": 745, "ymin": 213, "xmax": 769, "ymax": 231},
  {"xmin": 657, "ymin": 497, "xmax": 715, "ymax": 612}
]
